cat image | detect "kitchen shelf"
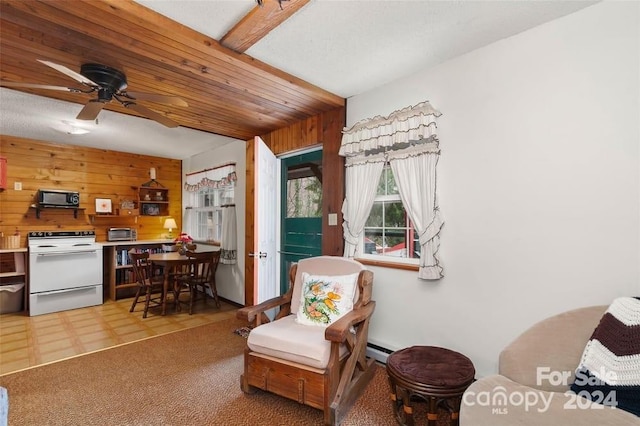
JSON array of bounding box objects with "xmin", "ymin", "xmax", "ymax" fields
[
  {"xmin": 30, "ymin": 205, "xmax": 85, "ymax": 219},
  {"xmin": 0, "ymin": 248, "xmax": 27, "ymax": 314}
]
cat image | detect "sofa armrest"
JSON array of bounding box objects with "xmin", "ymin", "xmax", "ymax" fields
[{"xmin": 499, "ymin": 305, "xmax": 607, "ymax": 392}]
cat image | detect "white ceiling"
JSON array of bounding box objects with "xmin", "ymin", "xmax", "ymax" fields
[{"xmin": 0, "ymin": 0, "xmax": 598, "ymax": 160}]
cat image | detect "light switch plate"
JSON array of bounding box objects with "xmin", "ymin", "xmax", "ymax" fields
[
  {"xmin": 328, "ymin": 213, "xmax": 338, "ymax": 226},
  {"xmin": 14, "ymin": 181, "xmax": 22, "ymax": 191}
]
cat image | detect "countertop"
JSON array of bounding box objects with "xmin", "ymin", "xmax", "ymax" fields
[{"xmin": 99, "ymin": 239, "xmax": 173, "ymax": 247}]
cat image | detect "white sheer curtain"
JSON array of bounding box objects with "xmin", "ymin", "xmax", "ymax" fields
[
  {"xmin": 184, "ymin": 163, "xmax": 237, "ymax": 263},
  {"xmin": 339, "ymin": 100, "xmax": 444, "ymax": 280},
  {"xmin": 342, "ymin": 155, "xmax": 384, "ymax": 257},
  {"xmin": 389, "ymin": 146, "xmax": 443, "ymax": 279},
  {"xmin": 220, "ymin": 204, "xmax": 237, "ymax": 264}
]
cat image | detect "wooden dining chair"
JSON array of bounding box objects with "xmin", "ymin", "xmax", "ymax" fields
[
  {"xmin": 175, "ymin": 250, "xmax": 221, "ymax": 314},
  {"xmin": 129, "ymin": 250, "xmax": 166, "ymax": 318}
]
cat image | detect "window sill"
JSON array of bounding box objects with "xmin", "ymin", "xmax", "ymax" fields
[
  {"xmin": 355, "ymin": 258, "xmax": 419, "ymax": 272},
  {"xmin": 193, "ymin": 239, "xmax": 221, "ymax": 247}
]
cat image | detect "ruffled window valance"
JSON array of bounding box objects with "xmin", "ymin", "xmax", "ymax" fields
[
  {"xmin": 339, "ymin": 101, "xmax": 442, "ymax": 158},
  {"xmin": 184, "ymin": 163, "xmax": 237, "ymax": 192}
]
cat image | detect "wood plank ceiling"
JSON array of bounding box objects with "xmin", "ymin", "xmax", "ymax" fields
[{"xmin": 0, "ymin": 0, "xmax": 344, "ymax": 140}]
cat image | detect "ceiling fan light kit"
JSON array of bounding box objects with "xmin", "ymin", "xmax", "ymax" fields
[{"xmin": 0, "ymin": 60, "xmax": 187, "ymax": 128}]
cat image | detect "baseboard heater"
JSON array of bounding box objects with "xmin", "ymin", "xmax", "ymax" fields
[{"xmin": 366, "ymin": 343, "xmax": 393, "ymax": 364}]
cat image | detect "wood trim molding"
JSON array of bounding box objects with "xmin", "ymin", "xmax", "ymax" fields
[
  {"xmin": 355, "ymin": 258, "xmax": 420, "ymax": 272},
  {"xmin": 220, "ymin": 0, "xmax": 311, "ymax": 53}
]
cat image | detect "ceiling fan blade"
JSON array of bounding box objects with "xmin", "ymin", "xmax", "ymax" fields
[
  {"xmin": 125, "ymin": 103, "xmax": 179, "ymax": 128},
  {"xmin": 121, "ymin": 91, "xmax": 188, "ymax": 107},
  {"xmin": 37, "ymin": 59, "xmax": 98, "ymax": 86},
  {"xmin": 76, "ymin": 100, "xmax": 106, "ymax": 121},
  {"xmin": 0, "ymin": 81, "xmax": 78, "ymax": 92}
]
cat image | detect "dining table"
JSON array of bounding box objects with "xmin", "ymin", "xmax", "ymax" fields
[{"xmin": 148, "ymin": 251, "xmax": 199, "ymax": 315}]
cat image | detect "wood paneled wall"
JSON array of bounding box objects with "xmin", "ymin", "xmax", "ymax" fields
[
  {"xmin": 0, "ymin": 136, "xmax": 182, "ymax": 246},
  {"xmin": 244, "ymin": 106, "xmax": 346, "ymax": 304}
]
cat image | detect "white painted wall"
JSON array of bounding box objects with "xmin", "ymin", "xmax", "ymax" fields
[
  {"xmin": 347, "ymin": 2, "xmax": 639, "ymax": 377},
  {"xmin": 182, "ymin": 141, "xmax": 246, "ymax": 305}
]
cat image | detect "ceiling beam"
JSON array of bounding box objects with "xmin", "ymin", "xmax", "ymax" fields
[{"xmin": 220, "ymin": 0, "xmax": 310, "ymax": 53}]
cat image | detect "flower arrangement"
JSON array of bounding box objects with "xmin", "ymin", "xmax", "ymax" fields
[{"xmin": 174, "ymin": 232, "xmax": 193, "ymax": 244}]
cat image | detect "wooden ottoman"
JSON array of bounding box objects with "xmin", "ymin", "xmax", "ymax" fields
[{"xmin": 387, "ymin": 346, "xmax": 475, "ymax": 426}]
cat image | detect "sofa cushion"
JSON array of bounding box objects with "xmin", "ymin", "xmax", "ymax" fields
[
  {"xmin": 460, "ymin": 374, "xmax": 639, "ymax": 425},
  {"xmin": 295, "ymin": 272, "xmax": 359, "ymax": 327},
  {"xmin": 570, "ymin": 297, "xmax": 640, "ymax": 417},
  {"xmin": 247, "ymin": 314, "xmax": 346, "ymax": 369}
]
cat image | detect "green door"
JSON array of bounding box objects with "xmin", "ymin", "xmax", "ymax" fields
[{"xmin": 280, "ymin": 149, "xmax": 323, "ymax": 295}]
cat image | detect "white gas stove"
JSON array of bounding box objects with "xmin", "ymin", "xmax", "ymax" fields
[{"xmin": 28, "ymin": 230, "xmax": 103, "ymax": 316}]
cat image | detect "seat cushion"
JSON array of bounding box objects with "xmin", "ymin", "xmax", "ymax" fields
[{"xmin": 248, "ymin": 314, "xmax": 342, "ymax": 369}]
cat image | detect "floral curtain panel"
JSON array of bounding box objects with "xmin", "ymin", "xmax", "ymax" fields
[{"xmin": 339, "ymin": 101, "xmax": 444, "ymax": 280}]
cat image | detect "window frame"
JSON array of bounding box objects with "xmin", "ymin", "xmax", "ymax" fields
[
  {"xmin": 186, "ymin": 186, "xmax": 233, "ymax": 243},
  {"xmin": 355, "ymin": 164, "xmax": 420, "ymax": 269}
]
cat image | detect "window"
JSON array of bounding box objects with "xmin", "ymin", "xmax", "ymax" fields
[
  {"xmin": 360, "ymin": 165, "xmax": 419, "ymax": 264},
  {"xmin": 187, "ymin": 187, "xmax": 234, "ymax": 242},
  {"xmin": 286, "ymin": 175, "xmax": 322, "ymax": 218}
]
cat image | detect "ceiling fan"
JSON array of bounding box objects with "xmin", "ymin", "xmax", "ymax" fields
[{"xmin": 0, "ymin": 60, "xmax": 188, "ymax": 128}]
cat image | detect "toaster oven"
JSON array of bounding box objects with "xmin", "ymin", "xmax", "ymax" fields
[{"xmin": 107, "ymin": 227, "xmax": 137, "ymax": 242}]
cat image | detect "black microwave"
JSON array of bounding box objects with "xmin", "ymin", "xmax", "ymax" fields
[{"xmin": 37, "ymin": 189, "xmax": 80, "ymax": 207}]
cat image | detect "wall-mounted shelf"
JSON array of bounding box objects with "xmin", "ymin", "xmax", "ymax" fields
[
  {"xmin": 30, "ymin": 205, "xmax": 85, "ymax": 219},
  {"xmin": 89, "ymin": 214, "xmax": 138, "ymax": 224},
  {"xmin": 138, "ymin": 185, "xmax": 169, "ymax": 216}
]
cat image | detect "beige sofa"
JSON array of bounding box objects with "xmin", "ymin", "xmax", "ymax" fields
[{"xmin": 460, "ymin": 305, "xmax": 639, "ymax": 425}]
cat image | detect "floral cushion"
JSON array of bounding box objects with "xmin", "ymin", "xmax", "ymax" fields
[{"xmin": 295, "ymin": 272, "xmax": 359, "ymax": 327}]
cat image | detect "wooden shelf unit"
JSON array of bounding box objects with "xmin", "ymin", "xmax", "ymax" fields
[
  {"xmin": 138, "ymin": 185, "xmax": 169, "ymax": 216},
  {"xmin": 104, "ymin": 243, "xmax": 165, "ymax": 301},
  {"xmin": 0, "ymin": 248, "xmax": 28, "ymax": 313}
]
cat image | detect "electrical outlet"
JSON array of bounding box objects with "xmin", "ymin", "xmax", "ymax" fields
[{"xmin": 14, "ymin": 182, "xmax": 22, "ymax": 191}]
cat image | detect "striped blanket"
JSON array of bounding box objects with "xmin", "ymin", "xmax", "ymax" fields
[{"xmin": 570, "ymin": 296, "xmax": 640, "ymax": 416}]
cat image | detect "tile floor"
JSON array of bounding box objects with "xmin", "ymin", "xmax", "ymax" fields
[{"xmin": 0, "ymin": 296, "xmax": 239, "ymax": 376}]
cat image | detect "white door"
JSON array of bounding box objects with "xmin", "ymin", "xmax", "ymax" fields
[{"xmin": 252, "ymin": 136, "xmax": 278, "ymax": 304}]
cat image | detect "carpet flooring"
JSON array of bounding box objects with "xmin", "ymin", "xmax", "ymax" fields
[{"xmin": 0, "ymin": 316, "xmax": 447, "ymax": 425}]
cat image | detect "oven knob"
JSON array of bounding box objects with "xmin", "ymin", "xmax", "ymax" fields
[{"xmin": 46, "ymin": 232, "xmax": 52, "ymax": 237}]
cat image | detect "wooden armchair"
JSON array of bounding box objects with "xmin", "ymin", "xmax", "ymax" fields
[{"xmin": 237, "ymin": 256, "xmax": 376, "ymax": 425}]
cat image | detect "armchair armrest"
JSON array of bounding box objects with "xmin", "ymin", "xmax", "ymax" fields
[
  {"xmin": 236, "ymin": 294, "xmax": 292, "ymax": 324},
  {"xmin": 325, "ymin": 301, "xmax": 376, "ymax": 343}
]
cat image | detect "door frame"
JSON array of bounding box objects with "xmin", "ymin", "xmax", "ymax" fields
[{"xmin": 244, "ymin": 107, "xmax": 346, "ymax": 307}]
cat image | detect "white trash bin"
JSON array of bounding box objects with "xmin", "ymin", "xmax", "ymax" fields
[{"xmin": 0, "ymin": 282, "xmax": 24, "ymax": 314}]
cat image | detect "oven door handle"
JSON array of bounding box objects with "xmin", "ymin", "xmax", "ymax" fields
[
  {"xmin": 35, "ymin": 286, "xmax": 97, "ymax": 296},
  {"xmin": 36, "ymin": 250, "xmax": 99, "ymax": 257}
]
